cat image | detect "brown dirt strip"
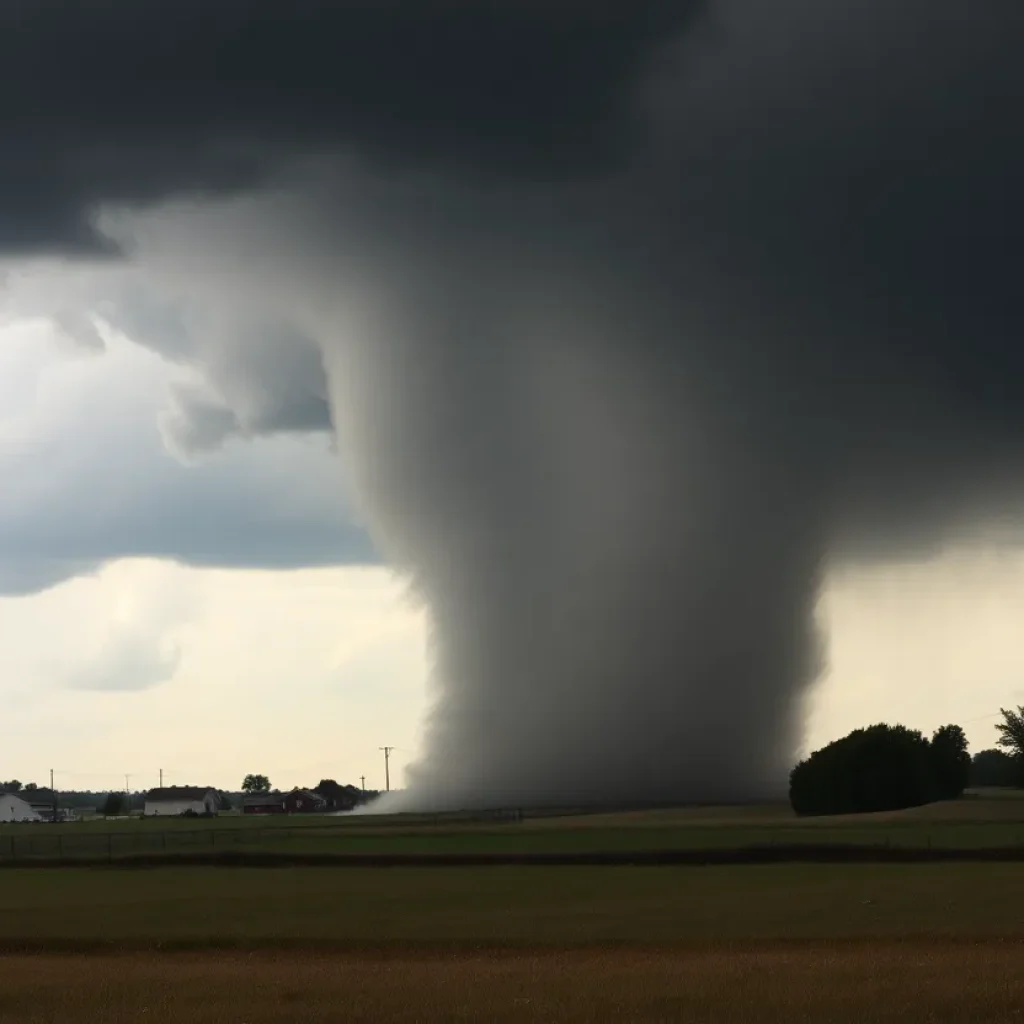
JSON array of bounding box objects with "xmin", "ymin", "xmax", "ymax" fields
[
  {"xmin": 5, "ymin": 843, "xmax": 1024, "ymax": 869},
  {"xmin": 1, "ymin": 934, "xmax": 1023, "ymax": 957}
]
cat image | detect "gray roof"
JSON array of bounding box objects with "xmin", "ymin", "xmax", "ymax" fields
[
  {"xmin": 242, "ymin": 792, "xmax": 286, "ymax": 805},
  {"xmin": 0, "ymin": 792, "xmax": 35, "ymax": 804},
  {"xmin": 290, "ymin": 789, "xmax": 326, "ymax": 802},
  {"xmin": 23, "ymin": 788, "xmax": 58, "ymax": 805},
  {"xmin": 145, "ymin": 786, "xmax": 217, "ymax": 802}
]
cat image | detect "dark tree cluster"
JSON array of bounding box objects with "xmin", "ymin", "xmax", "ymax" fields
[
  {"xmin": 100, "ymin": 792, "xmax": 126, "ymax": 817},
  {"xmin": 313, "ymin": 779, "xmax": 377, "ymax": 811},
  {"xmin": 789, "ymin": 723, "xmax": 970, "ymax": 816},
  {"xmin": 970, "ymin": 748, "xmax": 1020, "ymax": 788}
]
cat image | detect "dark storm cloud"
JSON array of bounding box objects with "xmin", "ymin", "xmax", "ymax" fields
[
  {"xmin": 0, "ymin": 448, "xmax": 376, "ymax": 597},
  {"xmin": 647, "ymin": 0, "xmax": 1024, "ymax": 553},
  {"xmin": 3, "ymin": 0, "xmax": 1024, "ymax": 809},
  {"xmin": 0, "ymin": 0, "xmax": 702, "ymax": 252}
]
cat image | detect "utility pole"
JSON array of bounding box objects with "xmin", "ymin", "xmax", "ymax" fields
[
  {"xmin": 50, "ymin": 768, "xmax": 57, "ymax": 824},
  {"xmin": 159, "ymin": 768, "xmax": 163, "ymax": 790},
  {"xmin": 125, "ymin": 774, "xmax": 131, "ymax": 816},
  {"xmin": 379, "ymin": 747, "xmax": 394, "ymax": 792},
  {"xmin": 359, "ymin": 775, "xmax": 366, "ymax": 792}
]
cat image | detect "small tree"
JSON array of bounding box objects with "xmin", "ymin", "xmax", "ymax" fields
[
  {"xmin": 241, "ymin": 774, "xmax": 271, "ymax": 794},
  {"xmin": 996, "ymin": 706, "xmax": 1024, "ymax": 760},
  {"xmin": 929, "ymin": 724, "xmax": 971, "ymax": 799}
]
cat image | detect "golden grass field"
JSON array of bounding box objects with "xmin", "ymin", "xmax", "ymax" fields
[
  {"xmin": 4, "ymin": 795, "xmax": 1024, "ymax": 1021},
  {"xmin": 2, "ymin": 944, "xmax": 1024, "ymax": 1023},
  {"xmin": 1, "ymin": 862, "xmax": 1024, "ymax": 1020}
]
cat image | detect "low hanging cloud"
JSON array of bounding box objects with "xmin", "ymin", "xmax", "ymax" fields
[
  {"xmin": 159, "ymin": 382, "xmax": 243, "ymax": 459},
  {"xmin": 66, "ymin": 631, "xmax": 183, "ymax": 694},
  {"xmin": 51, "ymin": 310, "xmax": 105, "ymax": 353},
  {"xmin": 0, "ymin": 325, "xmax": 373, "ymax": 596},
  {"xmin": 1, "ymin": 1, "xmax": 1023, "ymax": 808},
  {"xmin": 57, "ymin": 559, "xmax": 197, "ymax": 693},
  {"xmin": 155, "ymin": 318, "xmax": 332, "ymax": 457}
]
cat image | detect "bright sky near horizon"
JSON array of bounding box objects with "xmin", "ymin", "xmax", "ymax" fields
[{"xmin": 1, "ymin": 318, "xmax": 1020, "ymax": 795}]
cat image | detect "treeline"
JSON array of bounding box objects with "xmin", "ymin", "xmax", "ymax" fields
[
  {"xmin": 790, "ymin": 705, "xmax": 1024, "ymax": 816},
  {"xmin": 0, "ymin": 782, "xmax": 145, "ymax": 813},
  {"xmin": 2, "ymin": 778, "xmax": 379, "ymax": 816},
  {"xmin": 239, "ymin": 776, "xmax": 378, "ymax": 811}
]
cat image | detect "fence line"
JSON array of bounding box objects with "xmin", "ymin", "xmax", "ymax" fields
[
  {"xmin": 0, "ymin": 826, "xmax": 283, "ymax": 863},
  {"xmin": 1, "ymin": 819, "xmax": 1024, "ymax": 864}
]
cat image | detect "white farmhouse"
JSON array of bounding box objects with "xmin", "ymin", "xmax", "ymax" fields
[
  {"xmin": 0, "ymin": 793, "xmax": 42, "ymax": 823},
  {"xmin": 144, "ymin": 786, "xmax": 221, "ymax": 817}
]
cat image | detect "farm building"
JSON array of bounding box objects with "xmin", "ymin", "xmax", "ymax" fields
[
  {"xmin": 20, "ymin": 789, "xmax": 72, "ymax": 822},
  {"xmin": 242, "ymin": 792, "xmax": 287, "ymax": 815},
  {"xmin": 285, "ymin": 789, "xmax": 328, "ymax": 814},
  {"xmin": 0, "ymin": 793, "xmax": 42, "ymax": 822},
  {"xmin": 144, "ymin": 786, "xmax": 222, "ymax": 817},
  {"xmin": 241, "ymin": 789, "xmax": 327, "ymax": 815}
]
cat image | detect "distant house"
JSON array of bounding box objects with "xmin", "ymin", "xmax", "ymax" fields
[
  {"xmin": 242, "ymin": 789, "xmax": 328, "ymax": 815},
  {"xmin": 0, "ymin": 793, "xmax": 42, "ymax": 823},
  {"xmin": 242, "ymin": 792, "xmax": 287, "ymax": 815},
  {"xmin": 285, "ymin": 789, "xmax": 328, "ymax": 814},
  {"xmin": 145, "ymin": 787, "xmax": 221, "ymax": 817},
  {"xmin": 20, "ymin": 788, "xmax": 74, "ymax": 823}
]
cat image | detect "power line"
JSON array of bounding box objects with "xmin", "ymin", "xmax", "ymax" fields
[{"xmin": 962, "ymin": 712, "xmax": 1002, "ymax": 725}]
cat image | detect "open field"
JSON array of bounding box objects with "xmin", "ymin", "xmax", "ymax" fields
[
  {"xmin": 2, "ymin": 862, "xmax": 1024, "ymax": 948},
  {"xmin": 2, "ymin": 944, "xmax": 1024, "ymax": 1023},
  {"xmin": 4, "ymin": 833, "xmax": 1024, "ymax": 1021},
  {"xmin": 5, "ymin": 791, "xmax": 1024, "ymax": 862},
  {"xmin": 2, "ymin": 864, "xmax": 1024, "ymax": 1021}
]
